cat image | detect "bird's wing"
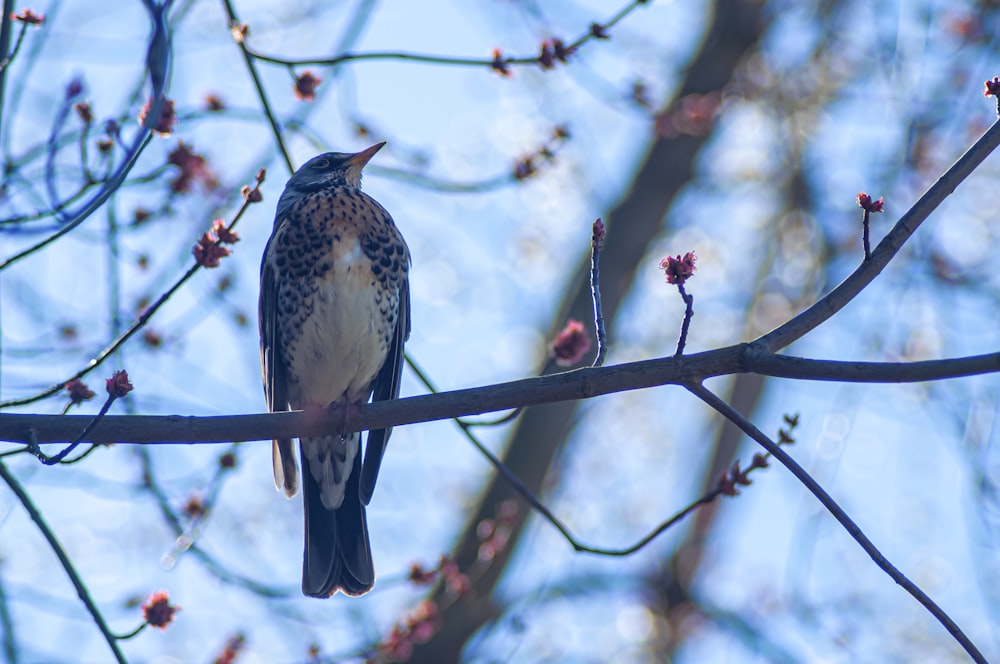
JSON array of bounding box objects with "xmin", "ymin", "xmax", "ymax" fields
[
  {"xmin": 260, "ymin": 235, "xmax": 298, "ymax": 497},
  {"xmin": 360, "ymin": 278, "xmax": 410, "ymax": 505}
]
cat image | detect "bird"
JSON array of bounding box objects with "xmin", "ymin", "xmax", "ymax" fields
[{"xmin": 258, "ymin": 142, "xmax": 410, "ymax": 597}]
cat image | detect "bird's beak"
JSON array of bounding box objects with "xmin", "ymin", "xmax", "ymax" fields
[{"xmin": 346, "ymin": 142, "xmax": 386, "ymax": 168}]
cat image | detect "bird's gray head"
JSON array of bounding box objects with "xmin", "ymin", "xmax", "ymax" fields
[{"xmin": 285, "ymin": 142, "xmax": 385, "ymax": 192}]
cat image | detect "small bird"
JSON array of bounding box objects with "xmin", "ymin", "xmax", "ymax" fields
[{"xmin": 258, "ymin": 142, "xmax": 410, "ymax": 597}]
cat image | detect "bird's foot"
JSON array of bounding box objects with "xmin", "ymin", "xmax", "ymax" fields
[{"xmin": 326, "ymin": 400, "xmax": 364, "ymax": 440}]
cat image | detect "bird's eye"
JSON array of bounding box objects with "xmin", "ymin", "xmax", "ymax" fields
[{"xmin": 312, "ymin": 158, "xmax": 332, "ymax": 170}]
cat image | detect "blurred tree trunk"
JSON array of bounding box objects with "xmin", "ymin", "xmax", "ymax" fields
[{"xmin": 407, "ymin": 1, "xmax": 768, "ymax": 661}]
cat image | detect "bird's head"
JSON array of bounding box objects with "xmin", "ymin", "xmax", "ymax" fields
[{"xmin": 286, "ymin": 142, "xmax": 386, "ymax": 191}]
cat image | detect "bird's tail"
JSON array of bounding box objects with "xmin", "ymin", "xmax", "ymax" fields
[{"xmin": 300, "ymin": 434, "xmax": 374, "ymax": 597}]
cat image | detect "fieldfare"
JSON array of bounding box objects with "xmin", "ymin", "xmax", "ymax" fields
[{"xmin": 259, "ymin": 142, "xmax": 410, "ymax": 597}]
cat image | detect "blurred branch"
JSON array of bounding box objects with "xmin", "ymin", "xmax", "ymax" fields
[
  {"xmin": 758, "ymin": 118, "xmax": 1000, "ymax": 352},
  {"xmin": 0, "ymin": 569, "xmax": 15, "ymax": 663},
  {"xmin": 3, "ymin": 347, "xmax": 999, "ymax": 444},
  {"xmin": 0, "ymin": 459, "xmax": 127, "ymax": 664},
  {"xmin": 0, "ymin": 0, "xmax": 22, "ymax": 112},
  {"xmin": 0, "ymin": 174, "xmax": 264, "ymax": 409},
  {"xmin": 0, "ymin": 0, "xmax": 172, "ymax": 272},
  {"xmin": 136, "ymin": 446, "xmax": 296, "ymax": 598},
  {"xmin": 408, "ymin": 0, "xmax": 769, "ymax": 655},
  {"xmin": 220, "ymin": 0, "xmax": 293, "ymax": 175},
  {"xmin": 239, "ymin": 0, "xmax": 649, "ymax": 71}
]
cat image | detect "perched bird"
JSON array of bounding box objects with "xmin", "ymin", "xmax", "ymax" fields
[{"xmin": 259, "ymin": 143, "xmax": 410, "ymax": 597}]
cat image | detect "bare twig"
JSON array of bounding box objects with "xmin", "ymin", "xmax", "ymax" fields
[
  {"xmin": 0, "ymin": 565, "xmax": 15, "ymax": 663},
  {"xmin": 0, "ymin": 0, "xmax": 24, "ymax": 87},
  {"xmin": 0, "ymin": 459, "xmax": 128, "ymax": 664},
  {"xmin": 237, "ymin": 0, "xmax": 650, "ymax": 71},
  {"xmin": 674, "ymin": 283, "xmax": 694, "ymax": 356},
  {"xmin": 220, "ymin": 0, "xmax": 294, "ymax": 175},
  {"xmin": 410, "ymin": 355, "xmax": 717, "ymax": 556},
  {"xmin": 685, "ymin": 381, "xmax": 986, "ymax": 664},
  {"xmin": 590, "ymin": 219, "xmax": 608, "ymax": 367},
  {"xmin": 28, "ymin": 390, "xmax": 119, "ymax": 465}
]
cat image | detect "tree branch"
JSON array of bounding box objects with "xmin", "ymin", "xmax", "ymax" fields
[
  {"xmin": 2, "ymin": 346, "xmax": 999, "ymax": 445},
  {"xmin": 0, "ymin": 459, "xmax": 127, "ymax": 664},
  {"xmin": 685, "ymin": 381, "xmax": 986, "ymax": 664},
  {"xmin": 758, "ymin": 118, "xmax": 1000, "ymax": 352}
]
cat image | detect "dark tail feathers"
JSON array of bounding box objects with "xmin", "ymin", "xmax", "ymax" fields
[{"xmin": 301, "ymin": 441, "xmax": 374, "ymax": 597}]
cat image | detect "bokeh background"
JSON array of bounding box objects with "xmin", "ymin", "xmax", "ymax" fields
[{"xmin": 2, "ymin": 0, "xmax": 1000, "ymax": 661}]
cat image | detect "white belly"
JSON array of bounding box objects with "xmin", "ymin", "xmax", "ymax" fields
[{"xmin": 287, "ymin": 239, "xmax": 389, "ymax": 407}]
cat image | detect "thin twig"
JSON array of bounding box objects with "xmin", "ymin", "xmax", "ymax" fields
[
  {"xmin": 450, "ymin": 393, "xmax": 719, "ymax": 556},
  {"xmin": 862, "ymin": 207, "xmax": 871, "ymax": 260},
  {"xmin": 407, "ymin": 351, "xmax": 714, "ymax": 554},
  {"xmin": 591, "ymin": 219, "xmax": 608, "ymax": 367},
  {"xmin": 0, "ymin": 567, "xmax": 16, "ymax": 664},
  {"xmin": 408, "ymin": 349, "xmax": 531, "ymax": 428},
  {"xmin": 0, "ymin": 459, "xmax": 128, "ymax": 664},
  {"xmin": 674, "ymin": 283, "xmax": 694, "ymax": 356},
  {"xmin": 220, "ymin": 0, "xmax": 294, "ymax": 175},
  {"xmin": 161, "ymin": 443, "xmax": 239, "ymax": 565},
  {"xmin": 44, "ymin": 80, "xmax": 82, "ymax": 222},
  {"xmin": 113, "ymin": 623, "xmax": 147, "ymax": 640},
  {"xmin": 0, "ymin": 132, "xmax": 154, "ymax": 271},
  {"xmin": 239, "ymin": 0, "xmax": 650, "ymax": 71},
  {"xmin": 27, "ymin": 392, "xmax": 118, "ymax": 464},
  {"xmin": 0, "ymin": 0, "xmax": 21, "ymax": 87},
  {"xmin": 685, "ymin": 381, "xmax": 986, "ymax": 664}
]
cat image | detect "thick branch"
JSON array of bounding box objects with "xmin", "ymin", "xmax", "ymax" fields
[{"xmin": 3, "ymin": 346, "xmax": 998, "ymax": 445}]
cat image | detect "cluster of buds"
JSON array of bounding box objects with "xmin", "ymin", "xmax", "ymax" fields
[
  {"xmin": 490, "ymin": 48, "xmax": 512, "ymax": 77},
  {"xmin": 984, "ymin": 76, "xmax": 1000, "ymax": 97},
  {"xmin": 477, "ymin": 499, "xmax": 518, "ymax": 563},
  {"xmin": 139, "ymin": 97, "xmax": 176, "ymax": 135},
  {"xmin": 717, "ymin": 454, "xmax": 769, "ymax": 496},
  {"xmin": 74, "ymin": 101, "xmax": 93, "ymax": 125},
  {"xmin": 106, "ymin": 369, "xmax": 133, "ymax": 399},
  {"xmin": 167, "ymin": 142, "xmax": 214, "ymax": 193},
  {"xmin": 407, "ymin": 555, "xmax": 469, "ymax": 595},
  {"xmin": 241, "ymin": 168, "xmax": 266, "ymax": 203},
  {"xmin": 589, "ymin": 22, "xmax": 609, "ymax": 39},
  {"xmin": 11, "ymin": 8, "xmax": 44, "ymax": 24},
  {"xmin": 65, "ymin": 378, "xmax": 95, "ymax": 405},
  {"xmin": 856, "ymin": 192, "xmax": 884, "ymax": 213},
  {"xmin": 659, "ymin": 252, "xmax": 697, "ymax": 286},
  {"xmin": 141, "ymin": 590, "xmax": 179, "ymax": 630},
  {"xmin": 718, "ymin": 413, "xmax": 798, "ymax": 496},
  {"xmin": 213, "ymin": 633, "xmax": 245, "ymax": 664},
  {"xmin": 513, "ymin": 125, "xmax": 570, "ymax": 181},
  {"xmin": 549, "ymin": 319, "xmax": 591, "ymax": 366},
  {"xmin": 193, "ymin": 220, "xmax": 240, "ymax": 268},
  {"xmin": 294, "ymin": 71, "xmax": 321, "ymax": 101},
  {"xmin": 538, "ymin": 37, "xmax": 574, "ymax": 69},
  {"xmin": 65, "ymin": 371, "xmax": 133, "ymax": 410},
  {"xmin": 380, "ymin": 600, "xmax": 440, "ymax": 662}
]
